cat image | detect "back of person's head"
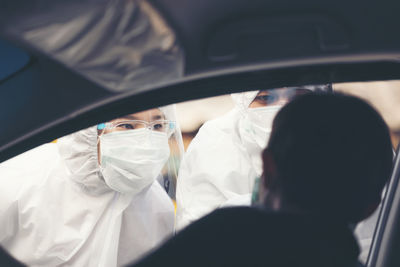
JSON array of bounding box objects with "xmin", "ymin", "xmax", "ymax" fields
[{"xmin": 263, "ymin": 92, "xmax": 393, "ymax": 223}]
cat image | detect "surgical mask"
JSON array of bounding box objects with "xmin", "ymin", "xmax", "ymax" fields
[
  {"xmin": 238, "ymin": 105, "xmax": 282, "ymax": 176},
  {"xmin": 99, "ymin": 128, "xmax": 170, "ymax": 195},
  {"xmin": 246, "ymin": 105, "xmax": 282, "ymax": 148}
]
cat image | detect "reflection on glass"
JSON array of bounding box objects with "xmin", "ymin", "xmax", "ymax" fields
[
  {"xmin": 0, "ymin": 39, "xmax": 30, "ymax": 81},
  {"xmin": 0, "ymin": 81, "xmax": 399, "ymax": 266}
]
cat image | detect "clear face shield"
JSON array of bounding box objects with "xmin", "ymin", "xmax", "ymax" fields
[{"xmin": 97, "ymin": 105, "xmax": 184, "ymax": 199}]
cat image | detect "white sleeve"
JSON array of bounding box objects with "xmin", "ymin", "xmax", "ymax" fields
[
  {"xmin": 0, "ymin": 144, "xmax": 58, "ymax": 244},
  {"xmin": 0, "ymin": 155, "xmax": 26, "ymax": 243},
  {"xmin": 176, "ymin": 118, "xmax": 255, "ymax": 230},
  {"xmin": 0, "ymin": 194, "xmax": 19, "ymax": 244}
]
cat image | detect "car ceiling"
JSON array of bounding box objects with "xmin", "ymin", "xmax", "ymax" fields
[
  {"xmin": 1, "ymin": 0, "xmax": 400, "ymax": 162},
  {"xmin": 152, "ymin": 0, "xmax": 400, "ymax": 74}
]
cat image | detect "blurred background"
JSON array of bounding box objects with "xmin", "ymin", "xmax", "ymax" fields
[{"xmin": 176, "ymin": 80, "xmax": 400, "ymax": 150}]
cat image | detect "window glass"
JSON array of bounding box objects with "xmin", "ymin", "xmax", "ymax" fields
[
  {"xmin": 0, "ymin": 39, "xmax": 30, "ymax": 81},
  {"xmin": 333, "ymin": 81, "xmax": 400, "ymax": 263},
  {"xmin": 176, "ymin": 81, "xmax": 400, "ymax": 264},
  {"xmin": 0, "ymin": 81, "xmax": 399, "ymax": 265},
  {"xmin": 334, "ymin": 81, "xmax": 400, "ymax": 151}
]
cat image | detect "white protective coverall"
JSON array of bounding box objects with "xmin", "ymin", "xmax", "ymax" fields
[
  {"xmin": 0, "ymin": 126, "xmax": 174, "ymax": 266},
  {"xmin": 176, "ymin": 91, "xmax": 267, "ymax": 229}
]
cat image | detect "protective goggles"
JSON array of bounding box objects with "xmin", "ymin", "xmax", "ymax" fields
[
  {"xmin": 97, "ymin": 120, "xmax": 176, "ymax": 137},
  {"xmin": 253, "ymin": 88, "xmax": 313, "ymax": 106},
  {"xmin": 253, "ymin": 84, "xmax": 332, "ymax": 106}
]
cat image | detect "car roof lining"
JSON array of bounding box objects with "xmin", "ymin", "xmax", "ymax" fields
[
  {"xmin": 0, "ymin": 39, "xmax": 30, "ymax": 82},
  {"xmin": 149, "ymin": 0, "xmax": 400, "ymax": 74}
]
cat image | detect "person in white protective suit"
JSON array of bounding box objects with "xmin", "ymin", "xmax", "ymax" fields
[
  {"xmin": 176, "ymin": 86, "xmax": 331, "ymax": 229},
  {"xmin": 0, "ymin": 106, "xmax": 184, "ymax": 267}
]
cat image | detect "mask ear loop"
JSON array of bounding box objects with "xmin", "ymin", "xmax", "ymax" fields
[{"xmin": 168, "ymin": 121, "xmax": 176, "ymax": 138}]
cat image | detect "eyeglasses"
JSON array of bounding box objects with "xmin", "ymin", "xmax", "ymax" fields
[{"xmin": 97, "ymin": 120, "xmax": 176, "ymax": 136}]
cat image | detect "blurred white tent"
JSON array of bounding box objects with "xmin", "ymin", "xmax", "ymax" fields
[
  {"xmin": 176, "ymin": 95, "xmax": 234, "ymax": 133},
  {"xmin": 334, "ymin": 80, "xmax": 400, "ymax": 131}
]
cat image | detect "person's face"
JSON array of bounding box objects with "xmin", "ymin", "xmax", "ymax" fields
[
  {"xmin": 97, "ymin": 108, "xmax": 166, "ymax": 164},
  {"xmin": 249, "ymin": 88, "xmax": 311, "ymax": 108}
]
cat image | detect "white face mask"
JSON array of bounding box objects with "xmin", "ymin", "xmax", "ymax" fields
[
  {"xmin": 246, "ymin": 105, "xmax": 282, "ymax": 148},
  {"xmin": 99, "ymin": 128, "xmax": 170, "ymax": 195},
  {"xmin": 238, "ymin": 105, "xmax": 282, "ymax": 176}
]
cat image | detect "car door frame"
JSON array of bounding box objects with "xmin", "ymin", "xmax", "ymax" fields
[{"xmin": 367, "ymin": 145, "xmax": 400, "ymax": 267}]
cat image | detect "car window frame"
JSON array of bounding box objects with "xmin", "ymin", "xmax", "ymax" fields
[{"xmin": 368, "ymin": 145, "xmax": 400, "ymax": 267}]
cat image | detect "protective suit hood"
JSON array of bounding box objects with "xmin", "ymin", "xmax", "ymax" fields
[
  {"xmin": 176, "ymin": 91, "xmax": 261, "ymax": 229},
  {"xmin": 0, "ymin": 126, "xmax": 175, "ymax": 266},
  {"xmin": 58, "ymin": 126, "xmax": 110, "ymax": 194},
  {"xmin": 176, "ymin": 86, "xmax": 332, "ymax": 230},
  {"xmin": 231, "ymin": 90, "xmax": 259, "ymax": 112},
  {"xmin": 176, "ymin": 90, "xmax": 283, "ymax": 229}
]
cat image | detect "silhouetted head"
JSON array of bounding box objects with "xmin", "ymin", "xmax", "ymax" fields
[{"xmin": 262, "ymin": 93, "xmax": 393, "ymax": 223}]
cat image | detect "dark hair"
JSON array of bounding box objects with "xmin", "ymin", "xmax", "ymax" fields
[{"xmin": 265, "ymin": 93, "xmax": 393, "ymax": 223}]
